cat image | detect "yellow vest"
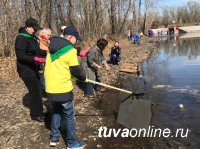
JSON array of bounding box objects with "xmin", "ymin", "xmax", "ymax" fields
[{"xmin": 44, "ymin": 49, "xmax": 79, "ymax": 93}]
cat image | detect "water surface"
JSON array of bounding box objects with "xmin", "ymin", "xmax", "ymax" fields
[{"xmin": 143, "ymin": 37, "xmax": 200, "ymax": 147}]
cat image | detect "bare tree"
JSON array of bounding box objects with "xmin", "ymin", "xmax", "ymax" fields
[
  {"xmin": 161, "ymin": 1, "xmax": 200, "ymax": 25},
  {"xmin": 110, "ymin": 0, "xmax": 117, "ymax": 34},
  {"xmin": 83, "ymin": 0, "xmax": 91, "ymax": 35},
  {"xmin": 67, "ymin": 0, "xmax": 76, "ymax": 25},
  {"xmin": 118, "ymin": 0, "xmax": 134, "ymax": 34},
  {"xmin": 138, "ymin": 0, "xmax": 142, "ymax": 28},
  {"xmin": 4, "ymin": 0, "xmax": 199, "ymax": 57},
  {"xmin": 25, "ymin": 0, "xmax": 32, "ymax": 18}
]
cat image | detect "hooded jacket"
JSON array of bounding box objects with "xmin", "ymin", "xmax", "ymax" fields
[
  {"xmin": 85, "ymin": 45, "xmax": 107, "ymax": 79},
  {"xmin": 44, "ymin": 36, "xmax": 86, "ymax": 101},
  {"xmin": 111, "ymin": 46, "xmax": 121, "ymax": 56},
  {"xmin": 87, "ymin": 45, "xmax": 107, "ymax": 70},
  {"xmin": 15, "ymin": 27, "xmax": 46, "ymax": 76}
]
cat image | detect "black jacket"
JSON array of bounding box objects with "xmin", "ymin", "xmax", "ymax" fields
[
  {"xmin": 15, "ymin": 27, "xmax": 46, "ymax": 76},
  {"xmin": 111, "ymin": 46, "xmax": 121, "ymax": 56}
]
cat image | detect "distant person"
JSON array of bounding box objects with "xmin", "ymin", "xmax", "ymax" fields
[
  {"xmin": 158, "ymin": 31, "xmax": 161, "ymax": 37},
  {"xmin": 127, "ymin": 29, "xmax": 131, "ymax": 41},
  {"xmin": 140, "ymin": 32, "xmax": 144, "ymax": 39},
  {"xmin": 130, "ymin": 30, "xmax": 133, "ymax": 41},
  {"xmin": 148, "ymin": 29, "xmax": 153, "ymax": 37},
  {"xmin": 110, "ymin": 41, "xmax": 121, "ymax": 65},
  {"xmin": 15, "ymin": 18, "xmax": 45, "ymax": 122},
  {"xmin": 133, "ymin": 34, "xmax": 140, "ymax": 44},
  {"xmin": 44, "ymin": 26, "xmax": 87, "ymax": 148}
]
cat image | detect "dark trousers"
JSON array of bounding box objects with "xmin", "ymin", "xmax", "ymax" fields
[
  {"xmin": 110, "ymin": 54, "xmax": 120, "ymax": 65},
  {"xmin": 39, "ymin": 72, "xmax": 45, "ymax": 90},
  {"xmin": 94, "ymin": 76, "xmax": 101, "ymax": 91},
  {"xmin": 84, "ymin": 83, "xmax": 94, "ymax": 95},
  {"xmin": 20, "ymin": 74, "xmax": 43, "ymax": 117},
  {"xmin": 84, "ymin": 76, "xmax": 101, "ymax": 95}
]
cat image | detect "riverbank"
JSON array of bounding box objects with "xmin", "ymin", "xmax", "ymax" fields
[{"xmin": 0, "ymin": 36, "xmax": 155, "ymax": 149}]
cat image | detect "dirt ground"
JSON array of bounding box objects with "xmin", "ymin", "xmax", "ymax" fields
[{"xmin": 0, "ymin": 37, "xmax": 156, "ymax": 149}]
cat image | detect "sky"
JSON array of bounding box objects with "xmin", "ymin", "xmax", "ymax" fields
[{"xmin": 160, "ymin": 0, "xmax": 200, "ymax": 7}]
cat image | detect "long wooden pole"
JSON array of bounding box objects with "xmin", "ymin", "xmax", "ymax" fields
[{"xmin": 87, "ymin": 79, "xmax": 144, "ymax": 96}]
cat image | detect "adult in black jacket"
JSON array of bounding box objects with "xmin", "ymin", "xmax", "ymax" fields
[
  {"xmin": 110, "ymin": 41, "xmax": 121, "ymax": 65},
  {"xmin": 15, "ymin": 18, "xmax": 45, "ymax": 122}
]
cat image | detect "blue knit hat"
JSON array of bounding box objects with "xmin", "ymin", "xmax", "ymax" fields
[{"xmin": 63, "ymin": 26, "xmax": 82, "ymax": 41}]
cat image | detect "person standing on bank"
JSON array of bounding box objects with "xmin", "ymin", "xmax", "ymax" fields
[
  {"xmin": 15, "ymin": 18, "xmax": 45, "ymax": 122},
  {"xmin": 127, "ymin": 29, "xmax": 131, "ymax": 41},
  {"xmin": 44, "ymin": 26, "xmax": 87, "ymax": 149},
  {"xmin": 84, "ymin": 38, "xmax": 110, "ymax": 97}
]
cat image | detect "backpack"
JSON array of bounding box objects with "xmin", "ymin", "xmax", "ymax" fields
[{"xmin": 79, "ymin": 47, "xmax": 91, "ymax": 58}]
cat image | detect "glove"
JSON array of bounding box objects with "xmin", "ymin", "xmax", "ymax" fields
[{"xmin": 34, "ymin": 57, "xmax": 45, "ymax": 63}]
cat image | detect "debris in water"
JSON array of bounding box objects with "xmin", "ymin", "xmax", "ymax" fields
[{"xmin": 178, "ymin": 104, "xmax": 184, "ymax": 109}]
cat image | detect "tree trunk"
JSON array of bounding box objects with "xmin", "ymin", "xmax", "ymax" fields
[
  {"xmin": 83, "ymin": 0, "xmax": 90, "ymax": 35},
  {"xmin": 56, "ymin": 0, "xmax": 66, "ymax": 25},
  {"xmin": 68, "ymin": 0, "xmax": 76, "ymax": 26},
  {"xmin": 94, "ymin": 0, "xmax": 103, "ymax": 35},
  {"xmin": 40, "ymin": 0, "xmax": 50, "ymax": 26},
  {"xmin": 110, "ymin": 0, "xmax": 117, "ymax": 34},
  {"xmin": 24, "ymin": 0, "xmax": 32, "ymax": 18},
  {"xmin": 131, "ymin": 1, "xmax": 136, "ymax": 30},
  {"xmin": 118, "ymin": 0, "xmax": 134, "ymax": 34},
  {"xmin": 138, "ymin": 0, "xmax": 142, "ymax": 31},
  {"xmin": 142, "ymin": 11, "xmax": 147, "ymax": 33},
  {"xmin": 47, "ymin": 0, "xmax": 53, "ymax": 28},
  {"xmin": 32, "ymin": 0, "xmax": 41, "ymax": 17},
  {"xmin": 117, "ymin": 0, "xmax": 121, "ymax": 30}
]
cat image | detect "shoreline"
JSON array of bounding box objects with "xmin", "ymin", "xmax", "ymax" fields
[{"xmin": 0, "ymin": 37, "xmax": 156, "ymax": 148}]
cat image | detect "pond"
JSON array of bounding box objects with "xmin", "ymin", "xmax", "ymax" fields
[{"xmin": 142, "ymin": 36, "xmax": 200, "ymax": 148}]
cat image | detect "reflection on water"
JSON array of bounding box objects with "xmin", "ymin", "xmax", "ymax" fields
[
  {"xmin": 162, "ymin": 38, "xmax": 200, "ymax": 59},
  {"xmin": 143, "ymin": 37, "xmax": 200, "ymax": 147}
]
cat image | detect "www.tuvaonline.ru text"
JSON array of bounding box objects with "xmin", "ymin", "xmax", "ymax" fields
[{"xmin": 98, "ymin": 126, "xmax": 191, "ymax": 138}]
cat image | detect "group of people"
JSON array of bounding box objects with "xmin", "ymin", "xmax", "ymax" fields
[
  {"xmin": 15, "ymin": 18, "xmax": 86, "ymax": 149},
  {"xmin": 15, "ymin": 17, "xmax": 123, "ymax": 149},
  {"xmin": 127, "ymin": 29, "xmax": 142, "ymax": 44}
]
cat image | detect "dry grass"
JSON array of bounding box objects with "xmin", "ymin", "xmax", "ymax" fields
[{"xmin": 0, "ymin": 56, "xmax": 19, "ymax": 82}]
